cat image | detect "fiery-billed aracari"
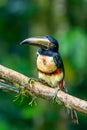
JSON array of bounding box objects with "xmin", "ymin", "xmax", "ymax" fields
[{"xmin": 20, "ymin": 35, "xmax": 78, "ymax": 124}]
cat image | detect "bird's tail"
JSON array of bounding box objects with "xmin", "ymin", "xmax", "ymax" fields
[
  {"xmin": 67, "ymin": 108, "xmax": 78, "ymax": 124},
  {"xmin": 62, "ymin": 83, "xmax": 78, "ymax": 124}
]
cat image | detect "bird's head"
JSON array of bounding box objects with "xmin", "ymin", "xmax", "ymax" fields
[{"xmin": 20, "ymin": 35, "xmax": 59, "ymax": 52}]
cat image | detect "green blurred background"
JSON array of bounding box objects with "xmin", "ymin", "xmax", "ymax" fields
[{"xmin": 0, "ymin": 0, "xmax": 87, "ymax": 130}]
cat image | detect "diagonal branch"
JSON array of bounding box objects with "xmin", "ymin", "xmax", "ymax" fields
[
  {"xmin": 0, "ymin": 81, "xmax": 19, "ymax": 93},
  {"xmin": 0, "ymin": 64, "xmax": 87, "ymax": 114}
]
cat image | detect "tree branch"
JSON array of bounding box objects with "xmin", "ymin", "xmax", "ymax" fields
[
  {"xmin": 0, "ymin": 64, "xmax": 87, "ymax": 114},
  {"xmin": 0, "ymin": 81, "xmax": 19, "ymax": 93}
]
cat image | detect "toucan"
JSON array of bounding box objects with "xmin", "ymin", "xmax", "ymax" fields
[{"xmin": 20, "ymin": 35, "xmax": 78, "ymax": 124}]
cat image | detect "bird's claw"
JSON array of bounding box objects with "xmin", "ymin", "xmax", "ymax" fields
[
  {"xmin": 53, "ymin": 87, "xmax": 60, "ymax": 99},
  {"xmin": 52, "ymin": 86, "xmax": 61, "ymax": 103}
]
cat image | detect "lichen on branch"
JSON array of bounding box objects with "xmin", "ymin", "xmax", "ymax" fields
[{"xmin": 0, "ymin": 64, "xmax": 87, "ymax": 115}]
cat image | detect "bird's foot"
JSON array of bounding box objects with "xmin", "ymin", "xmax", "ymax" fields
[
  {"xmin": 52, "ymin": 86, "xmax": 60, "ymax": 100},
  {"xmin": 52, "ymin": 86, "xmax": 62, "ymax": 104}
]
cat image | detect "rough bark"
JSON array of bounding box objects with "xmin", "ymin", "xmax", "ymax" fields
[{"xmin": 0, "ymin": 64, "xmax": 87, "ymax": 115}]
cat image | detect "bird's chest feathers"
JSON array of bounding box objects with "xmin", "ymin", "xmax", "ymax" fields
[
  {"xmin": 37, "ymin": 55, "xmax": 57, "ymax": 73},
  {"xmin": 38, "ymin": 71, "xmax": 63, "ymax": 87}
]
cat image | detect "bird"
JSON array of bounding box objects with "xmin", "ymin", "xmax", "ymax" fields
[{"xmin": 20, "ymin": 35, "xmax": 78, "ymax": 124}]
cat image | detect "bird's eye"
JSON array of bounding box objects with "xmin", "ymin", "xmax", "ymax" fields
[
  {"xmin": 51, "ymin": 43, "xmax": 55, "ymax": 46},
  {"xmin": 48, "ymin": 42, "xmax": 55, "ymax": 47},
  {"xmin": 47, "ymin": 42, "xmax": 50, "ymax": 47}
]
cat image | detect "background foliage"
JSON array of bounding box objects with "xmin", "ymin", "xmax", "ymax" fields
[{"xmin": 0, "ymin": 0, "xmax": 87, "ymax": 130}]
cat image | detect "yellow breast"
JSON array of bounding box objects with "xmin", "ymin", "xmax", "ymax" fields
[{"xmin": 37, "ymin": 55, "xmax": 57, "ymax": 73}]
